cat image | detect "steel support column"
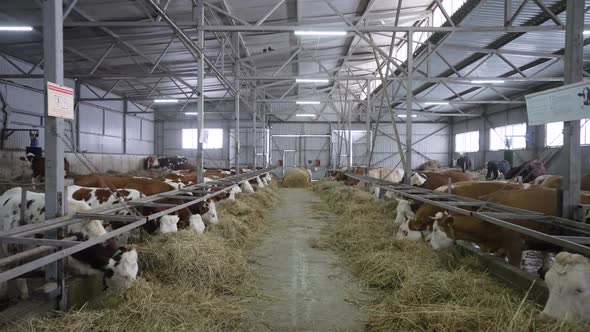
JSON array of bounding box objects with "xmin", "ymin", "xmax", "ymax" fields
[
  {"xmin": 562, "ymin": 0, "xmax": 583, "ymax": 219},
  {"xmin": 252, "ymin": 83, "xmax": 257, "ymax": 169},
  {"xmin": 195, "ymin": 0, "xmax": 205, "ymax": 183},
  {"xmin": 123, "ymin": 98, "xmax": 128, "ymax": 154},
  {"xmin": 43, "ymin": 0, "xmax": 65, "ymax": 309},
  {"xmin": 234, "ymin": 32, "xmax": 240, "ymax": 175},
  {"xmin": 404, "ymin": 32, "xmax": 413, "ymax": 184},
  {"xmin": 365, "ymin": 80, "xmax": 371, "ymax": 173}
]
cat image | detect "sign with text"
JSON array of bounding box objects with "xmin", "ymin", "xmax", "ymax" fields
[
  {"xmin": 525, "ymin": 81, "xmax": 590, "ymax": 126},
  {"xmin": 47, "ymin": 82, "xmax": 74, "ymax": 119}
]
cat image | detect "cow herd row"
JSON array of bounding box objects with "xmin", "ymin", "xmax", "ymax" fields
[
  {"xmin": 333, "ymin": 167, "xmax": 590, "ymax": 323},
  {"xmin": 0, "ymin": 169, "xmax": 273, "ymax": 304}
]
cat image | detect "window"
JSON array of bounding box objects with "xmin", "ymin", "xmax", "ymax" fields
[
  {"xmin": 545, "ymin": 120, "xmax": 590, "ymax": 147},
  {"xmin": 455, "ymin": 131, "xmax": 479, "ymax": 153},
  {"xmin": 182, "ymin": 128, "xmax": 223, "ymax": 149},
  {"xmin": 489, "ymin": 123, "xmax": 527, "ymax": 151}
]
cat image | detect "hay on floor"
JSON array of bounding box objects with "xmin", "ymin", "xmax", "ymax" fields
[
  {"xmin": 312, "ymin": 178, "xmax": 587, "ymax": 332},
  {"xmin": 281, "ymin": 168, "xmax": 310, "ymax": 188}
]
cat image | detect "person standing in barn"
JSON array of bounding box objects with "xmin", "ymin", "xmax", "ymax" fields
[{"xmin": 456, "ymin": 154, "xmax": 472, "ymax": 173}]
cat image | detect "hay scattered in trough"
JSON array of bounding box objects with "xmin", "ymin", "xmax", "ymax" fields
[
  {"xmin": 281, "ymin": 168, "xmax": 310, "ymax": 188},
  {"xmin": 17, "ymin": 181, "xmax": 281, "ymax": 332},
  {"xmin": 312, "ymin": 178, "xmax": 586, "ymax": 332},
  {"xmin": 23, "ymin": 279, "xmax": 254, "ymax": 332}
]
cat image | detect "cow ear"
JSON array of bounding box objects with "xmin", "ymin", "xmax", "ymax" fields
[{"xmin": 19, "ymin": 157, "xmax": 26, "ymax": 161}]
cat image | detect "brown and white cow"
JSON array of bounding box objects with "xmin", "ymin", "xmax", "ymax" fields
[
  {"xmin": 429, "ymin": 187, "xmax": 590, "ymax": 266},
  {"xmin": 68, "ymin": 185, "xmax": 143, "ymax": 209},
  {"xmin": 0, "ymin": 187, "xmax": 138, "ymax": 300},
  {"xmin": 19, "ymin": 155, "xmax": 70, "ymax": 180},
  {"xmin": 73, "ymin": 175, "xmax": 213, "ymax": 233},
  {"xmin": 396, "ymin": 181, "xmax": 525, "ymax": 242}
]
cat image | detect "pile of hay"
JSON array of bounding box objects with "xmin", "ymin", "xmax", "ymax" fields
[
  {"xmin": 312, "ymin": 178, "xmax": 586, "ymax": 332},
  {"xmin": 281, "ymin": 168, "xmax": 310, "ymax": 188},
  {"xmin": 21, "ymin": 180, "xmax": 281, "ymax": 332}
]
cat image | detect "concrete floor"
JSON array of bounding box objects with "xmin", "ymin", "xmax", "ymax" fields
[{"xmin": 251, "ymin": 188, "xmax": 365, "ymax": 332}]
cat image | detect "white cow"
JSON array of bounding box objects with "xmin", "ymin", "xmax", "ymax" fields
[
  {"xmin": 411, "ymin": 172, "xmax": 427, "ymax": 186},
  {"xmin": 541, "ymin": 252, "xmax": 590, "ymax": 323},
  {"xmin": 256, "ymin": 176, "xmax": 265, "ymax": 189}
]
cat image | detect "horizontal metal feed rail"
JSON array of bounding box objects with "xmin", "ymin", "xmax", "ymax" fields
[
  {"xmin": 343, "ymin": 172, "xmax": 590, "ymax": 257},
  {"xmin": 0, "ymin": 168, "xmax": 273, "ymax": 284}
]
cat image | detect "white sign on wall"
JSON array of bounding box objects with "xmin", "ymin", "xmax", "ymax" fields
[
  {"xmin": 47, "ymin": 82, "xmax": 74, "ymax": 119},
  {"xmin": 525, "ymin": 81, "xmax": 590, "ymax": 126}
]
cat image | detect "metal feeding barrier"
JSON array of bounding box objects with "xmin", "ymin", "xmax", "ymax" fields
[
  {"xmin": 0, "ymin": 168, "xmax": 273, "ymax": 308},
  {"xmin": 343, "ymin": 172, "xmax": 590, "ymax": 257}
]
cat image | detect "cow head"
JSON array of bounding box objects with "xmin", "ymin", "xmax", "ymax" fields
[
  {"xmin": 256, "ymin": 176, "xmax": 265, "ymax": 189},
  {"xmin": 540, "ymin": 252, "xmax": 590, "ymax": 323},
  {"xmin": 189, "ymin": 214, "xmax": 205, "ymax": 234},
  {"xmin": 104, "ymin": 247, "xmax": 138, "ymax": 290},
  {"xmin": 19, "ymin": 153, "xmax": 36, "ymax": 164},
  {"xmin": 393, "ymin": 199, "xmax": 415, "ymax": 226},
  {"xmin": 159, "ymin": 215, "xmax": 179, "ymax": 234},
  {"xmin": 411, "ymin": 172, "xmax": 427, "ymax": 186},
  {"xmin": 240, "ymin": 180, "xmax": 254, "ymax": 193},
  {"xmin": 202, "ymin": 200, "xmax": 219, "ymax": 225},
  {"xmin": 429, "ymin": 212, "xmax": 455, "ymax": 251}
]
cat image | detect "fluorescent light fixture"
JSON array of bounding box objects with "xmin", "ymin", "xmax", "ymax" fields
[
  {"xmin": 295, "ymin": 114, "xmax": 316, "ymax": 117},
  {"xmin": 584, "ymin": 30, "xmax": 590, "ymax": 34},
  {"xmin": 398, "ymin": 114, "xmax": 417, "ymax": 118},
  {"xmin": 294, "ymin": 31, "xmax": 347, "ymax": 36},
  {"xmin": 185, "ymin": 112, "xmax": 199, "ymax": 115},
  {"xmin": 154, "ymin": 99, "xmax": 178, "ymax": 103},
  {"xmin": 423, "ymin": 101, "xmax": 449, "ymax": 105},
  {"xmin": 470, "ymin": 79, "xmax": 505, "ymax": 84},
  {"xmin": 0, "ymin": 26, "xmax": 33, "ymax": 31},
  {"xmin": 296, "ymin": 101, "xmax": 320, "ymax": 105},
  {"xmin": 296, "ymin": 79, "xmax": 329, "ymax": 83}
]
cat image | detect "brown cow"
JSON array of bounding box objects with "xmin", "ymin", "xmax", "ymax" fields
[
  {"xmin": 419, "ymin": 170, "xmax": 473, "ymax": 190},
  {"xmin": 430, "ymin": 187, "xmax": 590, "ymax": 266},
  {"xmin": 534, "ymin": 174, "xmax": 590, "ymax": 191},
  {"xmin": 333, "ymin": 168, "xmax": 365, "ymax": 186},
  {"xmin": 398, "ymin": 181, "xmax": 525, "ymax": 242},
  {"xmin": 505, "ymin": 159, "xmax": 546, "ymax": 183}
]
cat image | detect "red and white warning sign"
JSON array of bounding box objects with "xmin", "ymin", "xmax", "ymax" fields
[{"xmin": 47, "ymin": 82, "xmax": 74, "ymax": 119}]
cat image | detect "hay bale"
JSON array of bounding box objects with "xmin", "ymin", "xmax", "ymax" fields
[{"xmin": 281, "ymin": 168, "xmax": 310, "ymax": 188}]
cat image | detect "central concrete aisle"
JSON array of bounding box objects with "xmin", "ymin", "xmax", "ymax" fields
[{"xmin": 251, "ymin": 188, "xmax": 365, "ymax": 332}]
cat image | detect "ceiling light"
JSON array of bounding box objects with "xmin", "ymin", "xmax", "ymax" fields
[
  {"xmin": 0, "ymin": 26, "xmax": 33, "ymax": 31},
  {"xmin": 296, "ymin": 79, "xmax": 330, "ymax": 83},
  {"xmin": 295, "ymin": 114, "xmax": 316, "ymax": 117},
  {"xmin": 154, "ymin": 99, "xmax": 178, "ymax": 103},
  {"xmin": 185, "ymin": 112, "xmax": 199, "ymax": 115},
  {"xmin": 423, "ymin": 101, "xmax": 449, "ymax": 105},
  {"xmin": 294, "ymin": 31, "xmax": 347, "ymax": 36},
  {"xmin": 584, "ymin": 30, "xmax": 590, "ymax": 34},
  {"xmin": 398, "ymin": 114, "xmax": 417, "ymax": 118},
  {"xmin": 296, "ymin": 101, "xmax": 320, "ymax": 105},
  {"xmin": 470, "ymin": 79, "xmax": 505, "ymax": 84}
]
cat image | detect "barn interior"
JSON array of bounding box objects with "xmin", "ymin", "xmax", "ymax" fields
[{"xmin": 0, "ymin": 0, "xmax": 590, "ymax": 330}]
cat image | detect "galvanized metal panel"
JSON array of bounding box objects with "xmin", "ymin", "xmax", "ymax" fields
[
  {"xmin": 79, "ymin": 105, "xmax": 103, "ymax": 135},
  {"xmin": 125, "ymin": 116, "xmax": 142, "ymax": 140},
  {"xmin": 104, "ymin": 110, "xmax": 123, "ymax": 137}
]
